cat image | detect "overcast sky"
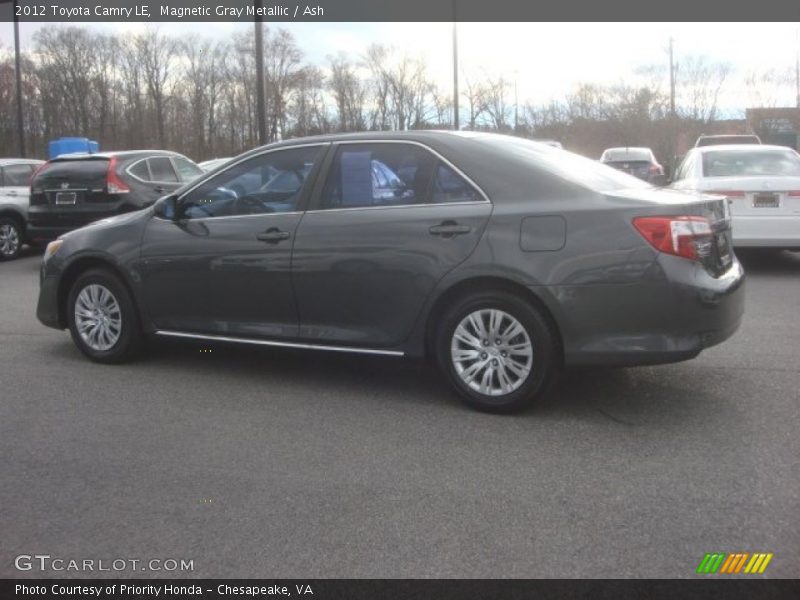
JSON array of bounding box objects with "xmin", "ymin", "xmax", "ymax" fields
[{"xmin": 2, "ymin": 21, "xmax": 799, "ymax": 112}]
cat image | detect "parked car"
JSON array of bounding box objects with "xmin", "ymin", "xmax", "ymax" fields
[
  {"xmin": 695, "ymin": 134, "xmax": 761, "ymax": 147},
  {"xmin": 27, "ymin": 151, "xmax": 204, "ymax": 243},
  {"xmin": 0, "ymin": 158, "xmax": 45, "ymax": 260},
  {"xmin": 670, "ymin": 144, "xmax": 800, "ymax": 249},
  {"xmin": 36, "ymin": 132, "xmax": 744, "ymax": 413},
  {"xmin": 600, "ymin": 147, "xmax": 666, "ymax": 184},
  {"xmin": 198, "ymin": 157, "xmax": 232, "ymax": 172}
]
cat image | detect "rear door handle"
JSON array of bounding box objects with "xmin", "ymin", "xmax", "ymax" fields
[
  {"xmin": 256, "ymin": 229, "xmax": 291, "ymax": 243},
  {"xmin": 154, "ymin": 186, "xmax": 166, "ymax": 194},
  {"xmin": 429, "ymin": 221, "xmax": 472, "ymax": 237}
]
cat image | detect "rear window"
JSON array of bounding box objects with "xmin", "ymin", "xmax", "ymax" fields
[
  {"xmin": 2, "ymin": 164, "xmax": 34, "ymax": 186},
  {"xmin": 601, "ymin": 149, "xmax": 652, "ymax": 162},
  {"xmin": 479, "ymin": 136, "xmax": 650, "ymax": 192},
  {"xmin": 701, "ymin": 150, "xmax": 800, "ymax": 177},
  {"xmin": 696, "ymin": 136, "xmax": 760, "ymax": 147},
  {"xmin": 33, "ymin": 159, "xmax": 108, "ymax": 188}
]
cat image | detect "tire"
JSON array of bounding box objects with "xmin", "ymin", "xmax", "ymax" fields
[
  {"xmin": 66, "ymin": 268, "xmax": 143, "ymax": 363},
  {"xmin": 435, "ymin": 291, "xmax": 560, "ymax": 414},
  {"xmin": 0, "ymin": 217, "xmax": 23, "ymax": 261}
]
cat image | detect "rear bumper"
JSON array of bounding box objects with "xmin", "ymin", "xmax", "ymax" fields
[
  {"xmin": 732, "ymin": 215, "xmax": 800, "ymax": 248},
  {"xmin": 558, "ymin": 256, "xmax": 745, "ymax": 368},
  {"xmin": 27, "ymin": 203, "xmax": 131, "ymax": 242}
]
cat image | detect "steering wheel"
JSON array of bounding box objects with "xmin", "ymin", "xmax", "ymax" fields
[{"xmin": 233, "ymin": 194, "xmax": 274, "ymax": 215}]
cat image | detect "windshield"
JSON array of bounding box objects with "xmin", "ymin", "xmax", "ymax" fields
[{"xmin": 701, "ymin": 149, "xmax": 800, "ymax": 177}]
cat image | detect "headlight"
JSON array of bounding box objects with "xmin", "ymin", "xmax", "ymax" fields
[{"xmin": 43, "ymin": 239, "xmax": 63, "ymax": 261}]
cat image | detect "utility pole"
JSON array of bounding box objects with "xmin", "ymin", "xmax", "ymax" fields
[
  {"xmin": 452, "ymin": 0, "xmax": 459, "ymax": 130},
  {"xmin": 795, "ymin": 29, "xmax": 799, "ymax": 109},
  {"xmin": 669, "ymin": 37, "xmax": 676, "ymax": 118},
  {"xmin": 13, "ymin": 0, "xmax": 26, "ymax": 157},
  {"xmin": 254, "ymin": 0, "xmax": 267, "ymax": 145}
]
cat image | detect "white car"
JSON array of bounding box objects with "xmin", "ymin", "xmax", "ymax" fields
[
  {"xmin": 0, "ymin": 158, "xmax": 45, "ymax": 260},
  {"xmin": 670, "ymin": 144, "xmax": 800, "ymax": 249}
]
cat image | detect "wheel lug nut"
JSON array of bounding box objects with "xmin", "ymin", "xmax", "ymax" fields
[
  {"xmin": 492, "ymin": 359, "xmax": 498, "ymax": 366},
  {"xmin": 495, "ymin": 339, "xmax": 501, "ymax": 345},
  {"xmin": 481, "ymin": 352, "xmax": 487, "ymax": 359},
  {"xmin": 482, "ymin": 339, "xmax": 489, "ymax": 346}
]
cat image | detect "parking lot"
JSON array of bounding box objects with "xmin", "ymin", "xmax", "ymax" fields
[{"xmin": 1, "ymin": 248, "xmax": 798, "ymax": 578}]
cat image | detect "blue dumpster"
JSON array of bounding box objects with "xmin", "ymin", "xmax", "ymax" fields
[{"xmin": 48, "ymin": 137, "xmax": 99, "ymax": 159}]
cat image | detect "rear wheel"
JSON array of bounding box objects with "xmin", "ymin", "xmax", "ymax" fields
[
  {"xmin": 435, "ymin": 291, "xmax": 560, "ymax": 413},
  {"xmin": 67, "ymin": 269, "xmax": 142, "ymax": 363},
  {"xmin": 0, "ymin": 217, "xmax": 23, "ymax": 260}
]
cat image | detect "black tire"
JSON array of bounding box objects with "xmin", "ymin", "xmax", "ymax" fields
[
  {"xmin": 435, "ymin": 290, "xmax": 560, "ymax": 414},
  {"xmin": 66, "ymin": 268, "xmax": 143, "ymax": 363},
  {"xmin": 0, "ymin": 216, "xmax": 23, "ymax": 261}
]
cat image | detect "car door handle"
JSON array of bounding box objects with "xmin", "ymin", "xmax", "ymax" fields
[
  {"xmin": 154, "ymin": 186, "xmax": 167, "ymax": 194},
  {"xmin": 429, "ymin": 221, "xmax": 472, "ymax": 237},
  {"xmin": 256, "ymin": 229, "xmax": 291, "ymax": 243},
  {"xmin": 7, "ymin": 190, "xmax": 18, "ymax": 196}
]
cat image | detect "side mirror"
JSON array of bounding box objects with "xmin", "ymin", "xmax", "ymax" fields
[{"xmin": 153, "ymin": 194, "xmax": 178, "ymax": 220}]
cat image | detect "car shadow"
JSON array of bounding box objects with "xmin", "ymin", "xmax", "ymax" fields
[{"xmin": 735, "ymin": 248, "xmax": 800, "ymax": 274}]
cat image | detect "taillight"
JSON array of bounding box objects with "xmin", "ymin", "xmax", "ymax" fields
[
  {"xmin": 107, "ymin": 157, "xmax": 130, "ymax": 194},
  {"xmin": 633, "ymin": 216, "xmax": 713, "ymax": 261},
  {"xmin": 649, "ymin": 164, "xmax": 664, "ymax": 176},
  {"xmin": 787, "ymin": 191, "xmax": 800, "ymax": 197}
]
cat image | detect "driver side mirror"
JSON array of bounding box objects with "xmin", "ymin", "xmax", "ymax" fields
[{"xmin": 153, "ymin": 194, "xmax": 178, "ymax": 220}]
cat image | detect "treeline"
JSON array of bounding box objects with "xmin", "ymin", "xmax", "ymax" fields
[{"xmin": 0, "ymin": 25, "xmax": 792, "ymax": 164}]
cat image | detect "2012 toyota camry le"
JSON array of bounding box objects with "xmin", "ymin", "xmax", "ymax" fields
[{"xmin": 36, "ymin": 132, "xmax": 745, "ymax": 413}]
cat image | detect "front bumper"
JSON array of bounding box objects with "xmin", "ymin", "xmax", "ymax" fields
[{"xmin": 36, "ymin": 256, "xmax": 65, "ymax": 330}]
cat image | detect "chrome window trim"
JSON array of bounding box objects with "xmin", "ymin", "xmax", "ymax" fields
[
  {"xmin": 304, "ymin": 200, "xmax": 490, "ymax": 215},
  {"xmin": 126, "ymin": 156, "xmax": 181, "ymax": 186},
  {"xmin": 155, "ymin": 330, "xmax": 404, "ymax": 357},
  {"xmin": 319, "ymin": 139, "xmax": 492, "ymax": 208},
  {"xmin": 181, "ymin": 211, "xmax": 304, "ymax": 223}
]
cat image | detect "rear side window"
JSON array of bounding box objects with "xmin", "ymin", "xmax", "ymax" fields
[
  {"xmin": 701, "ymin": 150, "xmax": 800, "ymax": 178},
  {"xmin": 128, "ymin": 160, "xmax": 151, "ymax": 181},
  {"xmin": 2, "ymin": 164, "xmax": 34, "ymax": 186},
  {"xmin": 320, "ymin": 144, "xmax": 437, "ymax": 209},
  {"xmin": 172, "ymin": 156, "xmax": 204, "ymax": 183},
  {"xmin": 431, "ymin": 164, "xmax": 481, "ymax": 203},
  {"xmin": 148, "ymin": 157, "xmax": 178, "ymax": 183},
  {"xmin": 32, "ymin": 160, "xmax": 108, "ymax": 188}
]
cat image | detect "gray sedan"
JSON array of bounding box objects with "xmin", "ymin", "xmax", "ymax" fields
[{"xmin": 36, "ymin": 131, "xmax": 744, "ymax": 413}]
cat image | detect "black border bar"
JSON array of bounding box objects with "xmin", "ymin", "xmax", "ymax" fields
[
  {"xmin": 3, "ymin": 579, "xmax": 800, "ymax": 600},
  {"xmin": 1, "ymin": 0, "xmax": 800, "ymax": 22}
]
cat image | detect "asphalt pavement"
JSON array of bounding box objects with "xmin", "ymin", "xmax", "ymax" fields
[{"xmin": 1, "ymin": 248, "xmax": 798, "ymax": 578}]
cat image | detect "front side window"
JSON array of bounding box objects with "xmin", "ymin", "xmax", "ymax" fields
[
  {"xmin": 180, "ymin": 146, "xmax": 323, "ymax": 219},
  {"xmin": 320, "ymin": 143, "xmax": 438, "ymax": 209},
  {"xmin": 148, "ymin": 157, "xmax": 179, "ymax": 183}
]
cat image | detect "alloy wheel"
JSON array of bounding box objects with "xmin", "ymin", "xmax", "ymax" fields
[
  {"xmin": 0, "ymin": 223, "xmax": 20, "ymax": 257},
  {"xmin": 450, "ymin": 308, "xmax": 533, "ymax": 396},
  {"xmin": 74, "ymin": 284, "xmax": 123, "ymax": 351}
]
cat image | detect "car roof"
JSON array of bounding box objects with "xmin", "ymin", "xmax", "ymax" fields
[
  {"xmin": 693, "ymin": 144, "xmax": 795, "ymax": 153},
  {"xmin": 0, "ymin": 158, "xmax": 45, "ymax": 166},
  {"xmin": 50, "ymin": 150, "xmax": 184, "ymax": 161}
]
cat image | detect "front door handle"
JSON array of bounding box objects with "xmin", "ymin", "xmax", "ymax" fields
[
  {"xmin": 256, "ymin": 228, "xmax": 291, "ymax": 243},
  {"xmin": 154, "ymin": 186, "xmax": 166, "ymax": 194},
  {"xmin": 429, "ymin": 221, "xmax": 472, "ymax": 237}
]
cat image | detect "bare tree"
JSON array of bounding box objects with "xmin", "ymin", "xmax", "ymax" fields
[{"xmin": 136, "ymin": 29, "xmax": 176, "ymax": 148}]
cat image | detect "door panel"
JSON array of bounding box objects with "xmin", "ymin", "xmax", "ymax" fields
[
  {"xmin": 139, "ymin": 213, "xmax": 301, "ymax": 338},
  {"xmin": 292, "ymin": 202, "xmax": 491, "ymax": 346}
]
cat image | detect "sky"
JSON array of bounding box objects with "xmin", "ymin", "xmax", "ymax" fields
[{"xmin": 2, "ymin": 21, "xmax": 799, "ymax": 112}]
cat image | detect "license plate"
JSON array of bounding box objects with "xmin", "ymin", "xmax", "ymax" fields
[
  {"xmin": 55, "ymin": 192, "xmax": 76, "ymax": 205},
  {"xmin": 753, "ymin": 193, "xmax": 779, "ymax": 208}
]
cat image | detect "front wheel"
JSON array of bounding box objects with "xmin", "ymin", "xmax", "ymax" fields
[
  {"xmin": 435, "ymin": 291, "xmax": 560, "ymax": 413},
  {"xmin": 67, "ymin": 269, "xmax": 143, "ymax": 363}
]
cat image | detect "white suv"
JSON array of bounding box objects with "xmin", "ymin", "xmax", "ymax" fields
[{"xmin": 0, "ymin": 158, "xmax": 45, "ymax": 260}]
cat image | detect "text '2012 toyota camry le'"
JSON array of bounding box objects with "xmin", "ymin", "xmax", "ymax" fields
[{"xmin": 36, "ymin": 132, "xmax": 745, "ymax": 413}]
